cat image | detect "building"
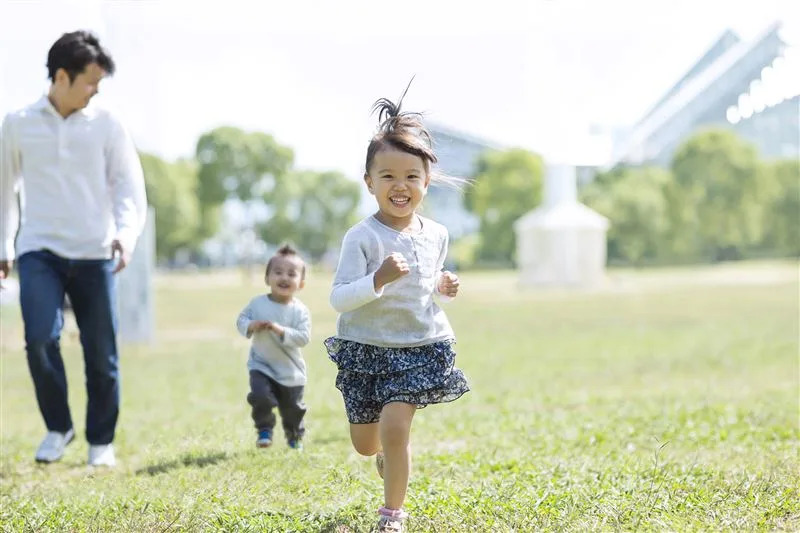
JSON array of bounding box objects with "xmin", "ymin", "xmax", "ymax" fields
[
  {"xmin": 425, "ymin": 123, "xmax": 501, "ymax": 238},
  {"xmin": 615, "ymin": 22, "xmax": 799, "ymax": 166}
]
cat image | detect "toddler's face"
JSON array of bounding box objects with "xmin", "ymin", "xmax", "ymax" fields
[{"xmin": 266, "ymin": 255, "xmax": 305, "ymax": 301}]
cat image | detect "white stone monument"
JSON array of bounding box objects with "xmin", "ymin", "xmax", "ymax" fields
[
  {"xmin": 117, "ymin": 207, "xmax": 155, "ymax": 343},
  {"xmin": 513, "ymin": 165, "xmax": 609, "ymax": 287}
]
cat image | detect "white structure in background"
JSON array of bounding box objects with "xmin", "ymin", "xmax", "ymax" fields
[
  {"xmin": 514, "ymin": 165, "xmax": 609, "ymax": 288},
  {"xmin": 117, "ymin": 207, "xmax": 155, "ymax": 343}
]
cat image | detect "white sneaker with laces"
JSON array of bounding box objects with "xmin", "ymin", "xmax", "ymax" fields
[
  {"xmin": 35, "ymin": 428, "xmax": 75, "ymax": 463},
  {"xmin": 88, "ymin": 443, "xmax": 116, "ymax": 467}
]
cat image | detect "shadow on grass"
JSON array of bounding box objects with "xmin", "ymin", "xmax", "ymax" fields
[{"xmin": 136, "ymin": 451, "xmax": 231, "ymax": 476}]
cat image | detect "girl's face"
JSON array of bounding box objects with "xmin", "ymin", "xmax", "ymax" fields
[{"xmin": 365, "ymin": 148, "xmax": 430, "ymax": 230}]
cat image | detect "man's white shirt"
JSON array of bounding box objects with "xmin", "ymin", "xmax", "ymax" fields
[{"xmin": 0, "ymin": 96, "xmax": 147, "ymax": 261}]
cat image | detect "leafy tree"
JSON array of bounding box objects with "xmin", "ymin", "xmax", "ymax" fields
[
  {"xmin": 762, "ymin": 158, "xmax": 800, "ymax": 256},
  {"xmin": 464, "ymin": 148, "xmax": 544, "ymax": 264},
  {"xmin": 139, "ymin": 152, "xmax": 202, "ymax": 260},
  {"xmin": 259, "ymin": 170, "xmax": 361, "ymax": 260},
  {"xmin": 581, "ymin": 167, "xmax": 671, "ymax": 264},
  {"xmin": 195, "ymin": 126, "xmax": 294, "ymax": 239},
  {"xmin": 670, "ymin": 129, "xmax": 768, "ymax": 261}
]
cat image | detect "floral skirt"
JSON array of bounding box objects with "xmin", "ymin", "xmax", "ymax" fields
[{"xmin": 324, "ymin": 337, "xmax": 470, "ymax": 424}]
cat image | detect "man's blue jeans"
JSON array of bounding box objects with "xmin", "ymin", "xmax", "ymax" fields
[{"xmin": 17, "ymin": 250, "xmax": 120, "ymax": 445}]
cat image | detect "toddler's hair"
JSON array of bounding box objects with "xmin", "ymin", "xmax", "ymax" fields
[{"xmin": 265, "ymin": 244, "xmax": 306, "ymax": 280}]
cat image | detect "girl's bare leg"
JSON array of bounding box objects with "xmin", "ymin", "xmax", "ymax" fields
[
  {"xmin": 349, "ymin": 422, "xmax": 380, "ymax": 456},
  {"xmin": 379, "ymin": 402, "xmax": 416, "ymax": 510}
]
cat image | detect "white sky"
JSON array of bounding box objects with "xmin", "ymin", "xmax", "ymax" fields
[{"xmin": 1, "ymin": 0, "xmax": 797, "ymax": 179}]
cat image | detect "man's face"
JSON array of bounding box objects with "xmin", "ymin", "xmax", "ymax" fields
[{"xmin": 55, "ymin": 62, "xmax": 106, "ymax": 112}]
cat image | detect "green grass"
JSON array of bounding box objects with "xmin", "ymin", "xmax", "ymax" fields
[{"xmin": 1, "ymin": 262, "xmax": 798, "ymax": 532}]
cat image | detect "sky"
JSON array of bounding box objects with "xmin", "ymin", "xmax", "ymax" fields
[{"xmin": 1, "ymin": 0, "xmax": 797, "ymax": 180}]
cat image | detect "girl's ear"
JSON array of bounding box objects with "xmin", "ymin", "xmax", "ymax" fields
[{"xmin": 364, "ymin": 173, "xmax": 374, "ymax": 193}]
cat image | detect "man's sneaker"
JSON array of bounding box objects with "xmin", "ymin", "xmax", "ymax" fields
[
  {"xmin": 287, "ymin": 439, "xmax": 303, "ymax": 451},
  {"xmin": 256, "ymin": 429, "xmax": 273, "ymax": 448},
  {"xmin": 35, "ymin": 428, "xmax": 75, "ymax": 463},
  {"xmin": 88, "ymin": 444, "xmax": 116, "ymax": 467},
  {"xmin": 377, "ymin": 507, "xmax": 407, "ymax": 533},
  {"xmin": 375, "ymin": 450, "xmax": 385, "ymax": 479}
]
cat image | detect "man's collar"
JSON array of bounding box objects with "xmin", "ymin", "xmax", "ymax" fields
[{"xmin": 33, "ymin": 94, "xmax": 93, "ymax": 119}]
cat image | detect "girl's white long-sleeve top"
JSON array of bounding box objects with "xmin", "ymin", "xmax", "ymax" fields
[{"xmin": 330, "ymin": 215, "xmax": 454, "ymax": 348}]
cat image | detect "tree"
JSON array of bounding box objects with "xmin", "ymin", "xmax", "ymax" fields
[
  {"xmin": 581, "ymin": 167, "xmax": 671, "ymax": 264},
  {"xmin": 670, "ymin": 129, "xmax": 768, "ymax": 261},
  {"xmin": 139, "ymin": 152, "xmax": 202, "ymax": 261},
  {"xmin": 464, "ymin": 148, "xmax": 544, "ymax": 264},
  {"xmin": 195, "ymin": 126, "xmax": 294, "ymax": 239},
  {"xmin": 259, "ymin": 170, "xmax": 361, "ymax": 260},
  {"xmin": 762, "ymin": 158, "xmax": 800, "ymax": 256}
]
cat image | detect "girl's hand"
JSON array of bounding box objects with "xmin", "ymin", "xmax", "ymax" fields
[
  {"xmin": 374, "ymin": 253, "xmax": 410, "ymax": 290},
  {"xmin": 438, "ymin": 271, "xmax": 460, "ymax": 298}
]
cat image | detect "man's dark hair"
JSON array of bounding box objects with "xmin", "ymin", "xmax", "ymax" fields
[{"xmin": 47, "ymin": 30, "xmax": 115, "ymax": 83}]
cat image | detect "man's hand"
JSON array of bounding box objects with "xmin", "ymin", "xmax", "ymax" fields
[
  {"xmin": 0, "ymin": 260, "xmax": 12, "ymax": 289},
  {"xmin": 111, "ymin": 240, "xmax": 130, "ymax": 274},
  {"xmin": 374, "ymin": 253, "xmax": 410, "ymax": 290},
  {"xmin": 438, "ymin": 271, "xmax": 460, "ymax": 298}
]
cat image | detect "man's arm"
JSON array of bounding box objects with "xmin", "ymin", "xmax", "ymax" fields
[
  {"xmin": 0, "ymin": 114, "xmax": 21, "ymax": 279},
  {"xmin": 105, "ymin": 115, "xmax": 147, "ymax": 273}
]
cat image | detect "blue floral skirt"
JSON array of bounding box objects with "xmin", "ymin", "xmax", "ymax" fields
[{"xmin": 324, "ymin": 337, "xmax": 470, "ymax": 424}]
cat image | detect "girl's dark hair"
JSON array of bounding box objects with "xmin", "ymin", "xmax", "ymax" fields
[
  {"xmin": 47, "ymin": 30, "xmax": 115, "ymax": 83},
  {"xmin": 265, "ymin": 244, "xmax": 305, "ymax": 280},
  {"xmin": 365, "ymin": 79, "xmax": 437, "ymax": 175},
  {"xmin": 365, "ymin": 79, "xmax": 465, "ymax": 190}
]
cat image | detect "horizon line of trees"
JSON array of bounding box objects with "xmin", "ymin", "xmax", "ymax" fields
[
  {"xmin": 457, "ymin": 128, "xmax": 798, "ymax": 267},
  {"xmin": 141, "ymin": 126, "xmax": 360, "ymax": 264},
  {"xmin": 143, "ymin": 126, "xmax": 798, "ymax": 268}
]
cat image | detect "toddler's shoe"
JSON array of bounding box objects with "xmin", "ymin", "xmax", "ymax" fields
[
  {"xmin": 287, "ymin": 438, "xmax": 303, "ymax": 451},
  {"xmin": 256, "ymin": 429, "xmax": 273, "ymax": 448}
]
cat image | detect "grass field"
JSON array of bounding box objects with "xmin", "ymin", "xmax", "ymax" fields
[{"xmin": 1, "ymin": 262, "xmax": 798, "ymax": 532}]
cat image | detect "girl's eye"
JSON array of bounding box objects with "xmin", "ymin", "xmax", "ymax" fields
[{"xmin": 408, "ymin": 175, "xmax": 419, "ymax": 180}]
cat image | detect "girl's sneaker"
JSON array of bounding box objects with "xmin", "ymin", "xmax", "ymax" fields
[
  {"xmin": 375, "ymin": 450, "xmax": 385, "ymax": 479},
  {"xmin": 377, "ymin": 507, "xmax": 407, "ymax": 533},
  {"xmin": 287, "ymin": 439, "xmax": 303, "ymax": 451},
  {"xmin": 256, "ymin": 429, "xmax": 273, "ymax": 448}
]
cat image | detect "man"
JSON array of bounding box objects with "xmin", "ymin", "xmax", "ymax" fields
[{"xmin": 0, "ymin": 30, "xmax": 147, "ymax": 467}]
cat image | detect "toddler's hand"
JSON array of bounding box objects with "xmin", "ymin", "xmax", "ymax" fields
[
  {"xmin": 438, "ymin": 271, "xmax": 460, "ymax": 298},
  {"xmin": 248, "ymin": 320, "xmax": 273, "ymax": 335},
  {"xmin": 374, "ymin": 253, "xmax": 410, "ymax": 290}
]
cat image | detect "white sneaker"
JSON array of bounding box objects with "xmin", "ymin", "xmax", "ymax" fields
[
  {"xmin": 88, "ymin": 444, "xmax": 116, "ymax": 467},
  {"xmin": 35, "ymin": 428, "xmax": 75, "ymax": 463}
]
